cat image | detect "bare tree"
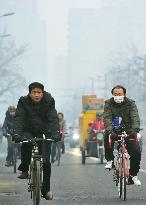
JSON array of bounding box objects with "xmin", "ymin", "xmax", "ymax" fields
[
  {"xmin": 0, "ymin": 37, "xmax": 27, "ymax": 103},
  {"xmin": 106, "ymin": 44, "xmax": 146, "ymax": 125}
]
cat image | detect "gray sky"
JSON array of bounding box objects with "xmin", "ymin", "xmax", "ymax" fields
[
  {"xmin": 1, "ymin": 0, "xmax": 146, "ymax": 122},
  {"xmin": 37, "ymin": 0, "xmax": 146, "ymax": 91}
]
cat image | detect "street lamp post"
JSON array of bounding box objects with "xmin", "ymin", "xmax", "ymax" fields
[
  {"xmin": 0, "ymin": 12, "xmax": 15, "ymax": 18},
  {"xmin": 0, "ymin": 34, "xmax": 11, "ymax": 38}
]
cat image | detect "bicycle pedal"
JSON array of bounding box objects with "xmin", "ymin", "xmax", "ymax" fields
[{"xmin": 28, "ymin": 187, "xmax": 31, "ymax": 192}]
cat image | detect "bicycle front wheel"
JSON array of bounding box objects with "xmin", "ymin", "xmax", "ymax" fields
[{"xmin": 32, "ymin": 160, "xmax": 41, "ymax": 205}]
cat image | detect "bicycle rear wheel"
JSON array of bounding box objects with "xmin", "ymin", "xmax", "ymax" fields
[
  {"xmin": 56, "ymin": 142, "xmax": 61, "ymax": 166},
  {"xmin": 32, "ymin": 160, "xmax": 41, "ymax": 205}
]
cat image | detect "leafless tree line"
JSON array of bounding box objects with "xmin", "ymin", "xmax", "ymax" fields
[{"xmin": 0, "ymin": 37, "xmax": 27, "ymax": 103}]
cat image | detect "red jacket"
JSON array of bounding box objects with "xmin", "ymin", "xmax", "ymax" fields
[{"xmin": 91, "ymin": 118, "xmax": 104, "ymax": 131}]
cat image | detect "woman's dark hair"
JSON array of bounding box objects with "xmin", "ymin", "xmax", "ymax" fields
[
  {"xmin": 111, "ymin": 85, "xmax": 126, "ymax": 95},
  {"xmin": 28, "ymin": 82, "xmax": 44, "ymax": 93}
]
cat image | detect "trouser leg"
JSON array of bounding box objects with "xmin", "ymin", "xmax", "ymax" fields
[
  {"xmin": 6, "ymin": 143, "xmax": 13, "ymax": 162},
  {"xmin": 61, "ymin": 141, "xmax": 65, "ymax": 153},
  {"xmin": 18, "ymin": 142, "xmax": 33, "ymax": 172},
  {"xmin": 104, "ymin": 135, "xmax": 114, "ymax": 161},
  {"xmin": 51, "ymin": 142, "xmax": 56, "ymax": 162},
  {"xmin": 126, "ymin": 140, "xmax": 141, "ymax": 176},
  {"xmin": 39, "ymin": 141, "xmax": 51, "ymax": 194}
]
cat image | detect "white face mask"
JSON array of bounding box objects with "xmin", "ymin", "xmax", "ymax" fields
[{"xmin": 113, "ymin": 96, "xmax": 124, "ymax": 103}]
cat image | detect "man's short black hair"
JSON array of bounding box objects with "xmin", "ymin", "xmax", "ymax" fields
[
  {"xmin": 111, "ymin": 85, "xmax": 126, "ymax": 95},
  {"xmin": 28, "ymin": 82, "xmax": 44, "ymax": 93}
]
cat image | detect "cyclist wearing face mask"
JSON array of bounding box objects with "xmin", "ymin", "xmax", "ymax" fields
[{"xmin": 103, "ymin": 85, "xmax": 141, "ymax": 186}]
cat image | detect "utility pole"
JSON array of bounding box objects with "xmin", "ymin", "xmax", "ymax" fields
[
  {"xmin": 96, "ymin": 74, "xmax": 107, "ymax": 98},
  {"xmin": 88, "ymin": 77, "xmax": 95, "ymax": 94},
  {"xmin": 143, "ymin": 56, "xmax": 146, "ymax": 125}
]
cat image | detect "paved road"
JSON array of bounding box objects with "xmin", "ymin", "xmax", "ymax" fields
[{"xmin": 0, "ymin": 141, "xmax": 145, "ymax": 205}]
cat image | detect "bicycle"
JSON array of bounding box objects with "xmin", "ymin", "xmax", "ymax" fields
[
  {"xmin": 7, "ymin": 133, "xmax": 18, "ymax": 173},
  {"xmin": 110, "ymin": 131, "xmax": 134, "ymax": 201},
  {"xmin": 22, "ymin": 136, "xmax": 53, "ymax": 205}
]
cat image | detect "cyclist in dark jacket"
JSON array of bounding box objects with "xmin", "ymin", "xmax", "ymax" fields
[
  {"xmin": 13, "ymin": 82, "xmax": 61, "ymax": 200},
  {"xmin": 2, "ymin": 106, "xmax": 17, "ymax": 166},
  {"xmin": 103, "ymin": 85, "xmax": 141, "ymax": 186}
]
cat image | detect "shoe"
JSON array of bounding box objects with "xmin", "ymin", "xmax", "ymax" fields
[
  {"xmin": 132, "ymin": 176, "xmax": 141, "ymax": 186},
  {"xmin": 17, "ymin": 171, "xmax": 29, "ymax": 179},
  {"xmin": 127, "ymin": 175, "xmax": 134, "ymax": 185},
  {"xmin": 105, "ymin": 160, "xmax": 113, "ymax": 169},
  {"xmin": 42, "ymin": 191, "xmax": 53, "ymax": 200},
  {"xmin": 5, "ymin": 161, "xmax": 12, "ymax": 167}
]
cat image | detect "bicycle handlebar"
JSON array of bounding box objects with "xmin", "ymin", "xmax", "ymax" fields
[{"xmin": 21, "ymin": 137, "xmax": 54, "ymax": 143}]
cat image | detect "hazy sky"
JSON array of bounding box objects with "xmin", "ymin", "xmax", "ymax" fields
[
  {"xmin": 1, "ymin": 0, "xmax": 146, "ymax": 122},
  {"xmin": 37, "ymin": 0, "xmax": 146, "ymax": 90},
  {"xmin": 1, "ymin": 0, "xmax": 146, "ymax": 89}
]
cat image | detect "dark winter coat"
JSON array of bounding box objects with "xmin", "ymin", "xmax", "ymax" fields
[
  {"xmin": 2, "ymin": 111, "xmax": 15, "ymax": 136},
  {"xmin": 13, "ymin": 91, "xmax": 60, "ymax": 137},
  {"xmin": 103, "ymin": 97, "xmax": 140, "ymax": 134}
]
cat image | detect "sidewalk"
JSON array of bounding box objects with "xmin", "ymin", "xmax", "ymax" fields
[{"xmin": 0, "ymin": 139, "xmax": 27, "ymax": 194}]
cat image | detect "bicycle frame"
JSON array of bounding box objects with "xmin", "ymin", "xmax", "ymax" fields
[
  {"xmin": 112, "ymin": 131, "xmax": 129, "ymax": 201},
  {"xmin": 22, "ymin": 136, "xmax": 53, "ymax": 205},
  {"xmin": 28, "ymin": 141, "xmax": 43, "ymax": 202}
]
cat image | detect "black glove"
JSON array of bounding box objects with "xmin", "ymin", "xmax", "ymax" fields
[
  {"xmin": 12, "ymin": 134, "xmax": 22, "ymax": 143},
  {"xmin": 127, "ymin": 128, "xmax": 140, "ymax": 136},
  {"xmin": 51, "ymin": 133, "xmax": 61, "ymax": 142}
]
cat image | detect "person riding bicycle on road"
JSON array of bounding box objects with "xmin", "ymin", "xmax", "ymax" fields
[
  {"xmin": 2, "ymin": 106, "xmax": 21, "ymax": 166},
  {"xmin": 51, "ymin": 112, "xmax": 67, "ymax": 163},
  {"xmin": 58, "ymin": 112, "xmax": 67, "ymax": 153},
  {"xmin": 88, "ymin": 112, "xmax": 104, "ymax": 141},
  {"xmin": 103, "ymin": 85, "xmax": 141, "ymax": 186},
  {"xmin": 13, "ymin": 82, "xmax": 61, "ymax": 200}
]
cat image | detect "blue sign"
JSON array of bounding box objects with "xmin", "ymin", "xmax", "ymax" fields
[{"xmin": 112, "ymin": 116, "xmax": 122, "ymax": 128}]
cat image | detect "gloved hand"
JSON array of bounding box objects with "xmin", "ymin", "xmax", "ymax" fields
[
  {"xmin": 127, "ymin": 128, "xmax": 140, "ymax": 136},
  {"xmin": 12, "ymin": 134, "xmax": 22, "ymax": 143},
  {"xmin": 51, "ymin": 133, "xmax": 61, "ymax": 142}
]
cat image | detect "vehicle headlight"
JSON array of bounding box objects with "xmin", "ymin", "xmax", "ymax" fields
[
  {"xmin": 96, "ymin": 133, "xmax": 103, "ymax": 140},
  {"xmin": 72, "ymin": 133, "xmax": 80, "ymax": 140}
]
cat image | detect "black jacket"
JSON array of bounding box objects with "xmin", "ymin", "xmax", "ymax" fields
[
  {"xmin": 14, "ymin": 91, "xmax": 60, "ymax": 137},
  {"xmin": 2, "ymin": 111, "xmax": 15, "ymax": 136}
]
